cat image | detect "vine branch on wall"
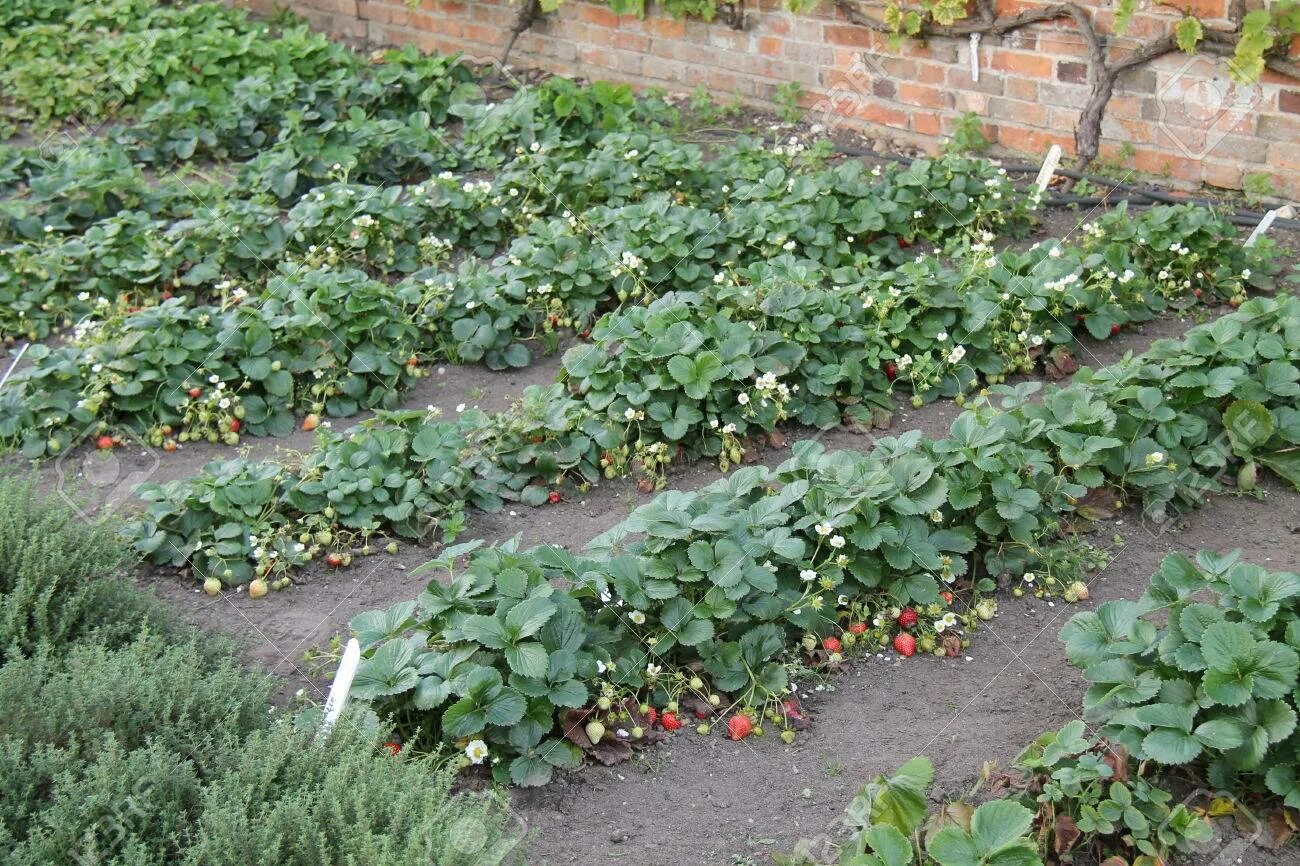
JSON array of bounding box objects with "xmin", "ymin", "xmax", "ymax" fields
[{"xmin": 832, "ymin": 0, "xmax": 1299, "ymax": 168}]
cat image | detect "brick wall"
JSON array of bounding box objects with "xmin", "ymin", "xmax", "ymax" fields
[{"xmin": 232, "ymin": 0, "xmax": 1300, "ymax": 198}]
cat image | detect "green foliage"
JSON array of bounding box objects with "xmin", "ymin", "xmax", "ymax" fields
[
  {"xmin": 0, "ymin": 465, "xmax": 527, "ymax": 865},
  {"xmin": 0, "ymin": 476, "xmax": 166, "ymax": 662},
  {"xmin": 943, "ymin": 112, "xmax": 992, "ymax": 156},
  {"xmin": 778, "ymin": 755, "xmax": 1041, "ymax": 866},
  {"xmin": 1230, "ymin": 3, "xmax": 1300, "ymax": 84},
  {"xmin": 1062, "ymin": 551, "xmax": 1300, "ymax": 805},
  {"xmin": 780, "ymin": 717, "xmax": 1219, "ymax": 865},
  {"xmin": 345, "ymin": 294, "xmax": 1300, "ymax": 784},
  {"xmin": 1013, "ymin": 721, "xmax": 1213, "ymax": 861},
  {"xmin": 775, "ymin": 82, "xmax": 805, "ymax": 124}
]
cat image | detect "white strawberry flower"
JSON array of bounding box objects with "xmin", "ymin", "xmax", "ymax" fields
[{"xmin": 465, "ymin": 740, "xmax": 489, "ymax": 764}]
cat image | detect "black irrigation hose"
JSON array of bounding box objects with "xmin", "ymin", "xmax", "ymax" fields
[{"xmin": 833, "ymin": 143, "xmax": 1299, "ymax": 231}]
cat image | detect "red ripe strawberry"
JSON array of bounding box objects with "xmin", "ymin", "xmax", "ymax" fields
[
  {"xmin": 893, "ymin": 633, "xmax": 917, "ymax": 657},
  {"xmin": 661, "ymin": 711, "xmax": 681, "ymax": 731},
  {"xmin": 1192, "ymin": 289, "xmax": 1203, "ymax": 299},
  {"xmin": 160, "ymin": 290, "xmax": 173, "ymax": 300},
  {"xmin": 547, "ymin": 490, "xmax": 561, "ymax": 504},
  {"xmin": 325, "ymin": 553, "xmax": 343, "ymax": 568},
  {"xmin": 580, "ymin": 329, "xmax": 591, "ymax": 340},
  {"xmin": 96, "ymin": 435, "xmax": 114, "ymax": 450},
  {"xmin": 645, "ymin": 707, "xmax": 658, "ymax": 726},
  {"xmin": 1110, "ymin": 323, "xmax": 1122, "ymax": 336},
  {"xmin": 897, "ymin": 607, "xmax": 918, "ymax": 629},
  {"xmin": 381, "ymin": 741, "xmax": 401, "ymax": 756},
  {"xmin": 848, "ymin": 622, "xmax": 867, "ymax": 636},
  {"xmin": 229, "ymin": 419, "xmax": 241, "ymax": 433},
  {"xmin": 823, "ymin": 636, "xmax": 843, "ymax": 653},
  {"xmin": 727, "ymin": 714, "xmax": 753, "ymax": 741},
  {"xmin": 188, "ymin": 387, "xmax": 202, "ymax": 398},
  {"xmin": 884, "ymin": 361, "xmax": 898, "ymax": 381},
  {"xmin": 940, "ymin": 590, "xmax": 954, "ymax": 605},
  {"xmin": 898, "ymin": 238, "xmax": 911, "ymax": 249}
]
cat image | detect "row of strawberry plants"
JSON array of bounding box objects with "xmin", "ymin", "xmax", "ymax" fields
[
  {"xmin": 0, "ymin": 268, "xmax": 428, "ymax": 457},
  {"xmin": 780, "ymin": 549, "xmax": 1300, "ymax": 866},
  {"xmin": 564, "ymin": 201, "xmax": 1272, "ymax": 462},
  {"xmin": 0, "ymin": 151, "xmax": 1034, "ymax": 451},
  {"xmin": 128, "ymin": 294, "xmax": 1300, "ymax": 784},
  {"xmin": 0, "ymin": 129, "xmax": 1020, "ymax": 344},
  {"xmin": 114, "ymin": 208, "xmax": 1281, "ymax": 588}
]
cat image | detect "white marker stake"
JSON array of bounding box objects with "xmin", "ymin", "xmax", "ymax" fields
[
  {"xmin": 319, "ymin": 637, "xmax": 361, "ymax": 738},
  {"xmin": 970, "ymin": 34, "xmax": 981, "ymax": 81},
  {"xmin": 1245, "ymin": 208, "xmax": 1279, "ymax": 248},
  {"xmin": 0, "ymin": 343, "xmax": 29, "ymax": 392},
  {"xmin": 1035, "ymin": 144, "xmax": 1063, "ymax": 193}
]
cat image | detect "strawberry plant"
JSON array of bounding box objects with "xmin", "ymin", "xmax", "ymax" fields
[
  {"xmin": 1062, "ymin": 550, "xmax": 1300, "ymax": 806},
  {"xmin": 776, "ymin": 722, "xmax": 1214, "ymax": 865}
]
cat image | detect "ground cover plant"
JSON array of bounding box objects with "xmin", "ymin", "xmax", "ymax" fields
[
  {"xmin": 332, "ymin": 294, "xmax": 1300, "ymax": 786},
  {"xmin": 776, "ymin": 550, "xmax": 1300, "ymax": 866},
  {"xmin": 0, "ymin": 476, "xmax": 527, "ymax": 865}
]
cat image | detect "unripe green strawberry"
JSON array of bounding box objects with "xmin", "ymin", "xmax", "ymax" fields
[
  {"xmin": 386, "ymin": 542, "xmax": 399, "ymax": 554},
  {"xmin": 585, "ymin": 720, "xmax": 605, "ymax": 744},
  {"xmin": 596, "ymin": 696, "xmax": 612, "ymax": 711},
  {"xmin": 1238, "ymin": 461, "xmax": 1257, "ymax": 491},
  {"xmin": 696, "ymin": 723, "xmax": 710, "ymax": 735},
  {"xmin": 781, "ymin": 729, "xmax": 796, "ymax": 744},
  {"xmin": 631, "ymin": 726, "xmax": 644, "ymax": 739},
  {"xmin": 688, "ymin": 675, "xmax": 704, "ymax": 690}
]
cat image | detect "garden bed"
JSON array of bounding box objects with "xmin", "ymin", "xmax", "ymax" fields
[{"xmin": 4, "ymin": 3, "xmax": 1300, "ymax": 865}]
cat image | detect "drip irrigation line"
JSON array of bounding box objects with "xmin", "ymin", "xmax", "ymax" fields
[{"xmin": 833, "ymin": 144, "xmax": 1299, "ymax": 231}]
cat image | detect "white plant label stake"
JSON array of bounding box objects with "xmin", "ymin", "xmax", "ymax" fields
[
  {"xmin": 0, "ymin": 343, "xmax": 29, "ymax": 392},
  {"xmin": 1245, "ymin": 209, "xmax": 1279, "ymax": 248},
  {"xmin": 319, "ymin": 637, "xmax": 361, "ymax": 738},
  {"xmin": 1035, "ymin": 144, "xmax": 1063, "ymax": 193},
  {"xmin": 970, "ymin": 34, "xmax": 981, "ymax": 81}
]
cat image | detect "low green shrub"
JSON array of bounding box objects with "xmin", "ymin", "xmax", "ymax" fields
[
  {"xmin": 0, "ymin": 477, "xmax": 528, "ymax": 865},
  {"xmin": 0, "ymin": 476, "xmax": 167, "ymax": 660}
]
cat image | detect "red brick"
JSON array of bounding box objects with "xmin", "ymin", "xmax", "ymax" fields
[
  {"xmin": 1005, "ymin": 78, "xmax": 1038, "ymax": 101},
  {"xmin": 1272, "ymin": 142, "xmax": 1300, "ymax": 173},
  {"xmin": 852, "ymin": 101, "xmax": 910, "ymax": 129},
  {"xmin": 824, "ymin": 24, "xmax": 875, "ymax": 49},
  {"xmin": 897, "ymin": 82, "xmax": 951, "ymax": 110},
  {"xmin": 915, "ymin": 62, "xmax": 946, "ymax": 85},
  {"xmin": 913, "ymin": 113, "xmax": 942, "ymax": 135},
  {"xmin": 646, "ymin": 18, "xmax": 685, "ymax": 38},
  {"xmin": 990, "ymin": 50, "xmax": 1054, "ymax": 79},
  {"xmin": 998, "ymin": 125, "xmax": 1072, "ymax": 156},
  {"xmin": 1200, "ymin": 161, "xmax": 1242, "ymax": 190},
  {"xmin": 1057, "ymin": 61, "xmax": 1087, "ymax": 84},
  {"xmin": 1280, "ymin": 91, "xmax": 1300, "ymax": 114},
  {"xmin": 576, "ymin": 3, "xmax": 620, "ymax": 27}
]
